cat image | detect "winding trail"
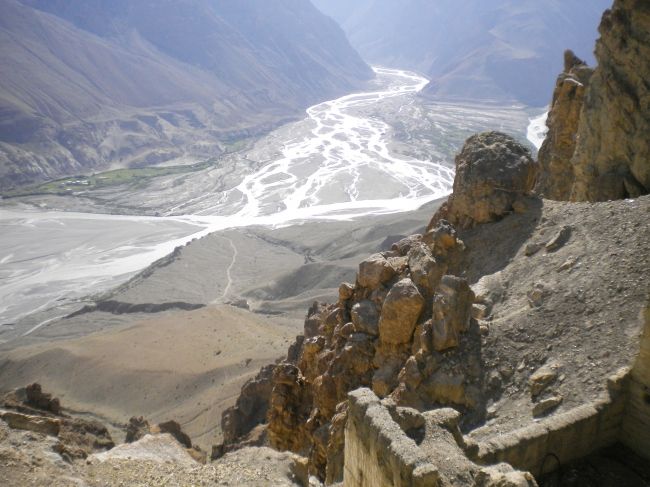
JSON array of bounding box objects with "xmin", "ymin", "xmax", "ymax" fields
[{"xmin": 220, "ymin": 237, "xmax": 237, "ymax": 301}]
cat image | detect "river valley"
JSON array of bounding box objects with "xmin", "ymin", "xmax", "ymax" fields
[{"xmin": 0, "ymin": 67, "xmax": 543, "ymax": 342}]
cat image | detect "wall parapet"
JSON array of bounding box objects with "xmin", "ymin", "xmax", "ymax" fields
[
  {"xmin": 473, "ymin": 368, "xmax": 629, "ymax": 476},
  {"xmin": 345, "ymin": 388, "xmax": 441, "ymax": 487}
]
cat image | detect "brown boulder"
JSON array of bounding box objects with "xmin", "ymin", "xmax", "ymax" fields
[
  {"xmin": 0, "ymin": 410, "xmax": 60, "ymax": 436},
  {"xmin": 529, "ymin": 364, "xmax": 559, "ymax": 398},
  {"xmin": 391, "ymin": 234, "xmax": 423, "ymax": 256},
  {"xmin": 433, "ymin": 132, "xmax": 537, "ymax": 229},
  {"xmin": 25, "ymin": 383, "xmax": 61, "ymax": 415},
  {"xmin": 126, "ymin": 416, "xmax": 151, "ymax": 443},
  {"xmin": 431, "ymin": 276, "xmax": 475, "ymax": 352},
  {"xmin": 350, "ymin": 300, "xmax": 380, "ymax": 336},
  {"xmin": 155, "ymin": 420, "xmax": 192, "ymax": 449},
  {"xmin": 408, "ymin": 243, "xmax": 444, "ymax": 296},
  {"xmin": 357, "ymin": 253, "xmax": 396, "ymax": 289},
  {"xmin": 378, "ymin": 278, "xmax": 425, "ymax": 345}
]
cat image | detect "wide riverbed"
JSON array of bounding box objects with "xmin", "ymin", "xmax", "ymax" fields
[{"xmin": 0, "ymin": 67, "xmax": 545, "ymax": 334}]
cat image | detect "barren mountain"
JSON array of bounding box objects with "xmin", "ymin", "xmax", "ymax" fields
[
  {"xmin": 312, "ymin": 0, "xmax": 611, "ymax": 105},
  {"xmin": 0, "ymin": 0, "xmax": 372, "ymax": 189}
]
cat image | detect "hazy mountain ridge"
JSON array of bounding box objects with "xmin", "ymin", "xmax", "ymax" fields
[
  {"xmin": 0, "ymin": 0, "xmax": 372, "ymax": 190},
  {"xmin": 312, "ymin": 0, "xmax": 611, "ymax": 105}
]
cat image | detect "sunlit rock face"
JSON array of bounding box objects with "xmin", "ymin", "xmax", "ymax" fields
[
  {"xmin": 537, "ymin": 0, "xmax": 650, "ymax": 202},
  {"xmin": 431, "ymin": 132, "xmax": 537, "ymax": 230},
  {"xmin": 535, "ymin": 51, "xmax": 593, "ymax": 200},
  {"xmin": 569, "ymin": 0, "xmax": 650, "ymax": 201}
]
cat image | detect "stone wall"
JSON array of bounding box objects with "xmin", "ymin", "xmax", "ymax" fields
[
  {"xmin": 621, "ymin": 305, "xmax": 650, "ymax": 457},
  {"xmin": 344, "ymin": 389, "xmax": 536, "ymax": 487},
  {"xmin": 343, "ymin": 366, "xmax": 641, "ymax": 486},
  {"xmin": 344, "ymin": 389, "xmax": 441, "ymax": 487},
  {"xmin": 474, "ymin": 370, "xmax": 627, "ymax": 476}
]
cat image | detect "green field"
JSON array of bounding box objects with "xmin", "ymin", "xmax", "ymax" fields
[{"xmin": 2, "ymin": 160, "xmax": 218, "ymax": 198}]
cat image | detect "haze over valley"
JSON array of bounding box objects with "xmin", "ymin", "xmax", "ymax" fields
[
  {"xmin": 1, "ymin": 2, "xmax": 644, "ymax": 485},
  {"xmin": 312, "ymin": 0, "xmax": 611, "ymax": 105}
]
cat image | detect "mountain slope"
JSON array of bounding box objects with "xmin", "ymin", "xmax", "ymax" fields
[
  {"xmin": 0, "ymin": 0, "xmax": 372, "ymax": 189},
  {"xmin": 312, "ymin": 0, "xmax": 610, "ymax": 105}
]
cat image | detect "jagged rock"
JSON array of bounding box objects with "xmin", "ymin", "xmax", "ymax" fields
[
  {"xmin": 529, "ymin": 364, "xmax": 559, "ymax": 398},
  {"xmin": 56, "ymin": 417, "xmax": 114, "ymax": 459},
  {"xmin": 154, "ymin": 420, "xmax": 192, "ymax": 449},
  {"xmin": 569, "ymin": 0, "xmax": 650, "ymax": 201},
  {"xmin": 391, "ymin": 234, "xmax": 423, "ymax": 256},
  {"xmin": 338, "ymin": 282, "xmax": 354, "ymax": 302},
  {"xmin": 378, "ymin": 278, "xmax": 425, "ymax": 345},
  {"xmin": 267, "ymin": 364, "xmax": 310, "ymax": 454},
  {"xmin": 325, "ymin": 402, "xmax": 347, "ymax": 485},
  {"xmin": 221, "ymin": 364, "xmax": 275, "ymax": 445},
  {"xmin": 423, "ymin": 219, "xmax": 459, "ymax": 252},
  {"xmin": 223, "ymin": 220, "xmax": 483, "ymax": 479},
  {"xmin": 25, "ymin": 383, "xmax": 61, "ymax": 415},
  {"xmin": 2, "ymin": 384, "xmax": 114, "ymax": 459},
  {"xmin": 287, "ymin": 335, "xmax": 306, "ymax": 364},
  {"xmin": 536, "ymin": 50, "xmax": 594, "ymax": 200},
  {"xmin": 532, "ymin": 395, "xmax": 563, "ymax": 417},
  {"xmin": 545, "ymin": 225, "xmax": 572, "ymax": 252},
  {"xmin": 304, "ymin": 302, "xmax": 330, "ymax": 338},
  {"xmin": 0, "ymin": 410, "xmax": 60, "ymax": 436},
  {"xmin": 299, "ymin": 336, "xmax": 326, "ymax": 382},
  {"xmin": 372, "ymin": 362, "xmax": 401, "ymax": 397},
  {"xmin": 357, "ymin": 253, "xmax": 396, "ymax": 289},
  {"xmin": 350, "ymin": 300, "xmax": 379, "ymax": 336},
  {"xmin": 431, "ymin": 132, "xmax": 537, "ymax": 229},
  {"xmin": 475, "ymin": 463, "xmax": 538, "ymax": 487},
  {"xmin": 433, "ymin": 276, "xmax": 475, "ymax": 335},
  {"xmin": 398, "ymin": 356, "xmax": 423, "ymax": 390},
  {"xmin": 408, "ymin": 243, "xmax": 444, "ymax": 296},
  {"xmin": 524, "ymin": 243, "xmax": 544, "ymax": 256},
  {"xmin": 431, "ymin": 317, "xmax": 460, "ymax": 352},
  {"xmin": 126, "ymin": 416, "xmax": 151, "ymax": 443}
]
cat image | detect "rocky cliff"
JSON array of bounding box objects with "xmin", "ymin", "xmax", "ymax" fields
[
  {"xmin": 221, "ymin": 129, "xmax": 650, "ymax": 483},
  {"xmin": 537, "ymin": 0, "xmax": 650, "ymax": 201},
  {"xmin": 535, "ymin": 51, "xmax": 594, "ymax": 200},
  {"xmin": 221, "ymin": 1, "xmax": 650, "ymax": 483}
]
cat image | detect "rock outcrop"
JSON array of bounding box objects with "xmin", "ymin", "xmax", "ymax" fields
[
  {"xmin": 537, "ymin": 0, "xmax": 650, "ymax": 201},
  {"xmin": 429, "ymin": 132, "xmax": 537, "ymax": 230},
  {"xmin": 571, "ymin": 0, "xmax": 650, "ymax": 200},
  {"xmin": 535, "ymin": 51, "xmax": 594, "ymax": 199},
  {"xmin": 125, "ymin": 415, "xmax": 206, "ymax": 463},
  {"xmin": 221, "ymin": 364, "xmax": 276, "ymax": 448},
  {"xmin": 220, "ymin": 133, "xmax": 552, "ymax": 480},
  {"xmin": 223, "ymin": 214, "xmax": 488, "ymax": 480},
  {"xmin": 1, "ymin": 383, "xmax": 114, "ymax": 459}
]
